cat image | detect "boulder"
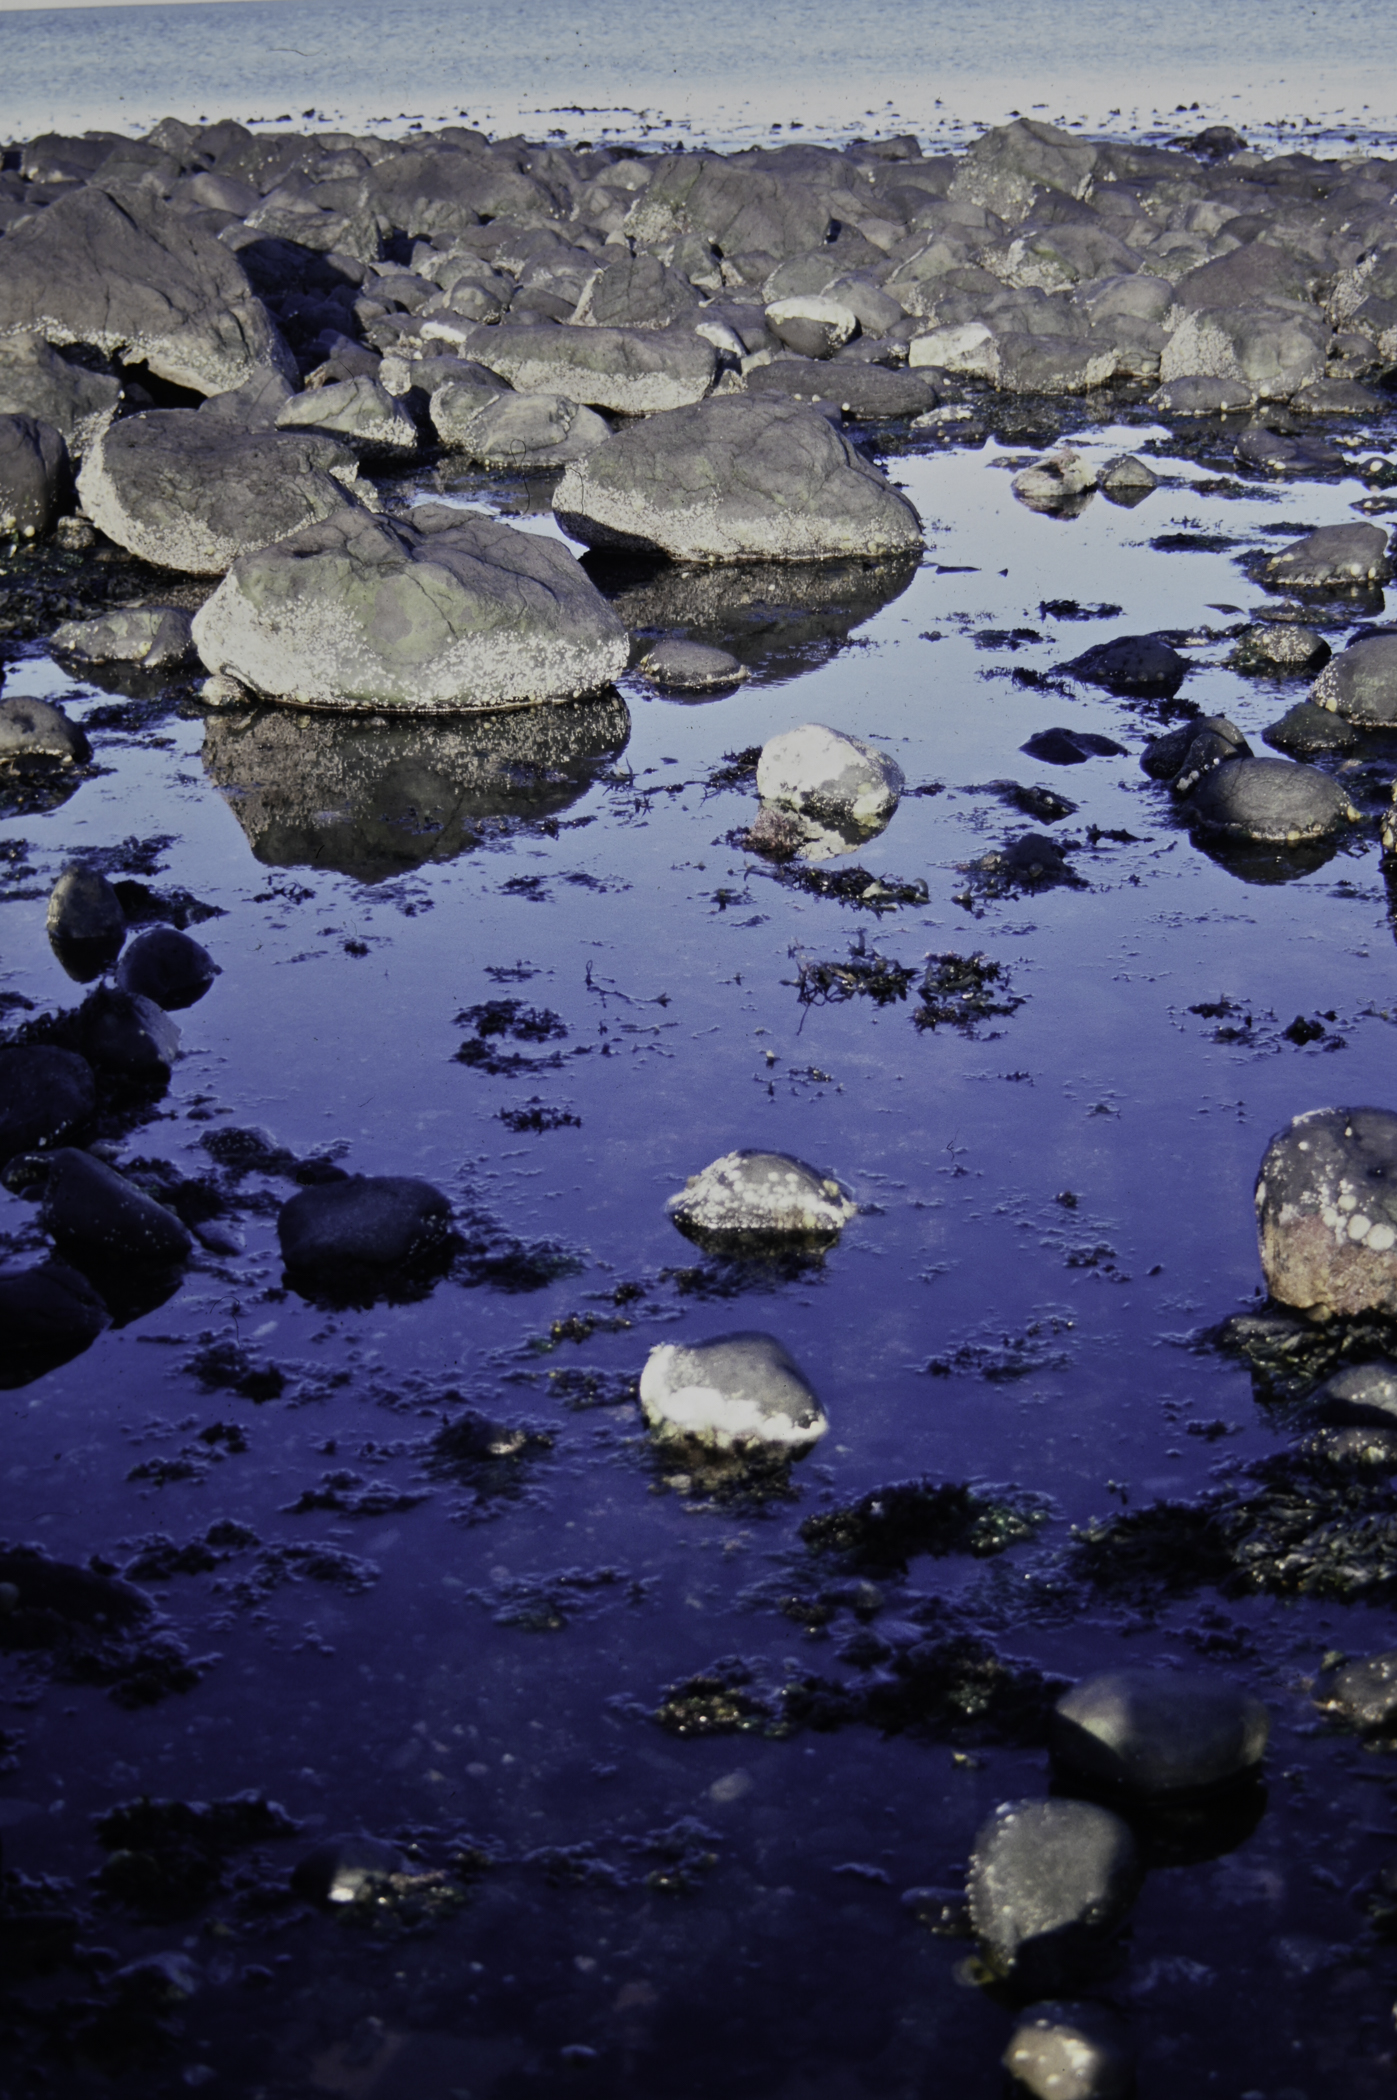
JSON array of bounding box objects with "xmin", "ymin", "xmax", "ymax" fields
[
  {"xmin": 0, "ymin": 184, "xmax": 291, "ymax": 397},
  {"xmin": 1313, "ymin": 1360, "xmax": 1397, "ymax": 1424},
  {"xmin": 115, "ymin": 926, "xmax": 219, "ymax": 1011},
  {"xmin": 1186, "ymin": 756, "xmax": 1357, "ymax": 844},
  {"xmin": 38, "ymin": 1147, "xmax": 192, "ymax": 1269},
  {"xmin": 1159, "ymin": 306, "xmax": 1327, "ymax": 401},
  {"xmin": 1051, "ymin": 1669, "xmax": 1269, "ymax": 1794},
  {"xmin": 0, "ymin": 1045, "xmax": 95, "ymax": 1162},
  {"xmin": 1263, "ymin": 700, "xmax": 1357, "ymax": 757},
  {"xmin": 1233, "ymin": 623, "xmax": 1330, "ymax": 676},
  {"xmin": 571, "ymin": 253, "xmax": 700, "ymax": 331},
  {"xmin": 968, "ymin": 1798, "xmax": 1141, "ymax": 1992},
  {"xmin": 1256, "ymin": 1107, "xmax": 1397, "ymax": 1318},
  {"xmin": 1149, "ymin": 375, "xmax": 1254, "ymax": 413},
  {"xmin": 756, "ymin": 724, "xmax": 903, "ymax": 828},
  {"xmin": 1021, "ymin": 727, "xmax": 1126, "ymax": 766},
  {"xmin": 429, "ymin": 389, "xmax": 610, "ymax": 468},
  {"xmin": 52, "ymin": 605, "xmax": 195, "ymax": 671},
  {"xmin": 445, "ymin": 320, "xmax": 718, "ymax": 416},
  {"xmin": 78, "ymin": 411, "xmax": 360, "ymax": 576},
  {"xmin": 277, "ymin": 1175, "xmax": 453, "ymax": 1275},
  {"xmin": 0, "ymin": 414, "xmax": 68, "ymax": 537},
  {"xmin": 192, "ymin": 504, "xmax": 628, "ymax": 712},
  {"xmin": 1264, "ymin": 524, "xmax": 1391, "ymax": 589},
  {"xmin": 291, "ymin": 1836, "xmax": 404, "ymax": 1905},
  {"xmin": 949, "ymin": 119, "xmax": 1098, "ymax": 224},
  {"xmin": 1310, "ymin": 634, "xmax": 1397, "ymax": 726},
  {"xmin": 76, "ymin": 986, "xmax": 180, "ymax": 1080},
  {"xmin": 553, "ymin": 396, "xmax": 922, "ymax": 565},
  {"xmin": 743, "ymin": 357, "xmax": 940, "ymax": 420},
  {"xmin": 1060, "ymin": 634, "xmax": 1186, "ymax": 697},
  {"xmin": 1002, "ymin": 2003, "xmax": 1136, "ymax": 2100},
  {"xmin": 764, "ymin": 295, "xmax": 858, "ymax": 359},
  {"xmin": 0, "ymin": 696, "xmax": 89, "ymax": 769},
  {"xmin": 1012, "ymin": 450, "xmax": 1097, "ymax": 510},
  {"xmin": 667, "ymin": 1149, "xmax": 857, "ymax": 1249},
  {"xmin": 1099, "ymin": 454, "xmax": 1158, "ymax": 502},
  {"xmin": 636, "ymin": 639, "xmax": 747, "ymax": 693},
  {"xmin": 0, "ymin": 333, "xmax": 122, "ymax": 458},
  {"xmin": 1313, "ymin": 1651, "xmax": 1397, "ymax": 1734},
  {"xmin": 0, "ymin": 1261, "xmax": 110, "ymax": 1389},
  {"xmin": 638, "ymin": 1332, "xmax": 828, "ymax": 1451},
  {"xmin": 276, "ymin": 377, "xmax": 419, "ymax": 456},
  {"xmin": 46, "ymin": 863, "xmax": 126, "ymax": 981},
  {"xmin": 1141, "ymin": 714, "xmax": 1249, "ymax": 783},
  {"xmin": 1235, "ymin": 427, "xmax": 1345, "ymax": 476}
]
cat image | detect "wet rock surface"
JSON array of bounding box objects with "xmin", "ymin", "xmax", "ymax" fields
[
  {"xmin": 1257, "ymin": 1108, "xmax": 1397, "ymax": 1318},
  {"xmin": 639, "ymin": 1331, "xmax": 827, "ymax": 1450},
  {"xmin": 666, "ymin": 1148, "xmax": 857, "ymax": 1249},
  {"xmin": 968, "ymin": 1798, "xmax": 1142, "ymax": 1992},
  {"xmin": 1050, "ymin": 1668, "xmax": 1269, "ymax": 1795},
  {"xmin": 276, "ymin": 1173, "xmax": 453, "ymax": 1280},
  {"xmin": 1002, "ymin": 2001, "xmax": 1136, "ymax": 2100}
]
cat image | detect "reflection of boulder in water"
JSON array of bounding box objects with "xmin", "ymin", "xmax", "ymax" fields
[
  {"xmin": 1192, "ymin": 828, "xmax": 1341, "ymax": 886},
  {"xmin": 586, "ymin": 549, "xmax": 919, "ymax": 687},
  {"xmin": 202, "ymin": 694, "xmax": 631, "ymax": 881}
]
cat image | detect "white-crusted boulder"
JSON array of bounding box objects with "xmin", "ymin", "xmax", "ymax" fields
[
  {"xmin": 667, "ymin": 1148, "xmax": 857, "ymax": 1249},
  {"xmin": 639, "ymin": 1332, "xmax": 828, "ymax": 1451},
  {"xmin": 192, "ymin": 504, "xmax": 628, "ymax": 713},
  {"xmin": 1256, "ymin": 1107, "xmax": 1397, "ymax": 1318},
  {"xmin": 756, "ymin": 724, "xmax": 903, "ymax": 828}
]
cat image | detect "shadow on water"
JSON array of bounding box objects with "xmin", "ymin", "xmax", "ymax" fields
[{"xmin": 199, "ymin": 692, "xmax": 632, "ymax": 880}]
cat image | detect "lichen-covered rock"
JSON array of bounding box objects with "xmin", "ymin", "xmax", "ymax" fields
[
  {"xmin": 1233, "ymin": 622, "xmax": 1331, "ymax": 676},
  {"xmin": 1256, "ymin": 1107, "xmax": 1397, "ymax": 1318},
  {"xmin": 192, "ymin": 504, "xmax": 628, "ymax": 713},
  {"xmin": 277, "ymin": 1175, "xmax": 453, "ymax": 1275},
  {"xmin": 0, "ymin": 184, "xmax": 291, "ymax": 398},
  {"xmin": 1310, "ymin": 634, "xmax": 1397, "ymax": 727},
  {"xmin": 0, "ymin": 413, "xmax": 68, "ymax": 537},
  {"xmin": 429, "ymin": 388, "xmax": 609, "ymax": 468},
  {"xmin": 1051, "ymin": 1668, "xmax": 1269, "ymax": 1794},
  {"xmin": 1313, "ymin": 1650, "xmax": 1397, "ymax": 1734},
  {"xmin": 1186, "ymin": 756, "xmax": 1358, "ymax": 844},
  {"xmin": 667, "ymin": 1149, "xmax": 856, "ymax": 1248},
  {"xmin": 756, "ymin": 723, "xmax": 903, "ymax": 828},
  {"xmin": 276, "ymin": 376, "xmax": 419, "ymax": 456},
  {"xmin": 554, "ymin": 396, "xmax": 922, "ymax": 565},
  {"xmin": 1160, "ymin": 306, "xmax": 1327, "ymax": 402},
  {"xmin": 637, "ymin": 639, "xmax": 747, "ymax": 692},
  {"xmin": 52, "ymin": 605, "xmax": 195, "ymax": 671},
  {"xmin": 1002, "ymin": 2002, "xmax": 1136, "ymax": 2100},
  {"xmin": 968, "ymin": 1798, "xmax": 1141, "ymax": 1992},
  {"xmin": 77, "ymin": 411, "xmax": 360, "ymax": 575},
  {"xmin": 638, "ymin": 1332, "xmax": 828, "ymax": 1451},
  {"xmin": 0, "ymin": 695, "xmax": 89, "ymax": 768},
  {"xmin": 948, "ymin": 118, "xmax": 1098, "ymax": 224},
  {"xmin": 38, "ymin": 1147, "xmax": 192, "ymax": 1269},
  {"xmin": 1265, "ymin": 523, "xmax": 1391, "ymax": 589}
]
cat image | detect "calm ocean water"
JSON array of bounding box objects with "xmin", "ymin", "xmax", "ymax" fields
[{"xmin": 0, "ymin": 0, "xmax": 1393, "ymax": 151}]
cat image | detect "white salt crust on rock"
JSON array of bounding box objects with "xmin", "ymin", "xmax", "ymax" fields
[
  {"xmin": 666, "ymin": 1148, "xmax": 857, "ymax": 1244},
  {"xmin": 638, "ymin": 1332, "xmax": 828, "ymax": 1451},
  {"xmin": 756, "ymin": 724, "xmax": 904, "ymax": 828},
  {"xmin": 192, "ymin": 503, "xmax": 629, "ymax": 713}
]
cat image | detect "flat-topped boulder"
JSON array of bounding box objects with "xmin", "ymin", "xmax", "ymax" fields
[
  {"xmin": 192, "ymin": 503, "xmax": 628, "ymax": 713},
  {"xmin": 429, "ymin": 388, "xmax": 609, "ymax": 468},
  {"xmin": 0, "ymin": 184, "xmax": 291, "ymax": 397},
  {"xmin": 77, "ymin": 411, "xmax": 361, "ymax": 575},
  {"xmin": 553, "ymin": 395, "xmax": 922, "ymax": 564},
  {"xmin": 1265, "ymin": 523, "xmax": 1391, "ymax": 589},
  {"xmin": 436, "ymin": 320, "xmax": 718, "ymax": 416}
]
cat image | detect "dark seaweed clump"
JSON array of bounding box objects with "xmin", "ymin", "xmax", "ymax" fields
[
  {"xmin": 94, "ymin": 1793, "xmax": 298, "ymax": 1916},
  {"xmin": 915, "ymin": 951, "xmax": 1023, "ymax": 1031},
  {"xmin": 767, "ymin": 862, "xmax": 930, "ymax": 910},
  {"xmin": 0, "ymin": 1546, "xmax": 207, "ymax": 1707},
  {"xmin": 1214, "ymin": 1307, "xmax": 1397, "ymax": 1405},
  {"xmin": 791, "ymin": 932, "xmax": 917, "ymax": 1007},
  {"xmin": 799, "ymin": 1478, "xmax": 1048, "ymax": 1573}
]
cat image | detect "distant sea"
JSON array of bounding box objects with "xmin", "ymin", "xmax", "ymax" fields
[{"xmin": 0, "ymin": 0, "xmax": 1394, "ymax": 153}]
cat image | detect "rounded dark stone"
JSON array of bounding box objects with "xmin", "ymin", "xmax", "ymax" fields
[
  {"xmin": 0, "ymin": 1044, "xmax": 95, "ymax": 1163},
  {"xmin": 1314, "ymin": 1650, "xmax": 1397, "ymax": 1734},
  {"xmin": 1061, "ymin": 635, "xmax": 1187, "ymax": 697},
  {"xmin": 76, "ymin": 987, "xmax": 180, "ymax": 1079},
  {"xmin": 1186, "ymin": 756, "xmax": 1355, "ymax": 843},
  {"xmin": 291, "ymin": 1835, "xmax": 402, "ymax": 1905},
  {"xmin": 1255, "ymin": 1106, "xmax": 1397, "ymax": 1319},
  {"xmin": 968, "ymin": 1797, "xmax": 1141, "ymax": 1993},
  {"xmin": 1262, "ymin": 701, "xmax": 1358, "ymax": 757},
  {"xmin": 46, "ymin": 863, "xmax": 125, "ymax": 982},
  {"xmin": 0, "ymin": 1260, "xmax": 109, "ymax": 1389},
  {"xmin": 38, "ymin": 1147, "xmax": 192, "ymax": 1269},
  {"xmin": 1050, "ymin": 1668, "xmax": 1269, "ymax": 1795},
  {"xmin": 115, "ymin": 925, "xmax": 220, "ymax": 1010},
  {"xmin": 277, "ymin": 1174, "xmax": 452, "ymax": 1274}
]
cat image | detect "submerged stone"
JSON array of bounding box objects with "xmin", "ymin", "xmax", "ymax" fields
[
  {"xmin": 1003, "ymin": 2001, "xmax": 1136, "ymax": 2100},
  {"xmin": 38, "ymin": 1147, "xmax": 192, "ymax": 1269},
  {"xmin": 1051, "ymin": 1668, "xmax": 1269, "ymax": 1795},
  {"xmin": 77, "ymin": 987, "xmax": 180, "ymax": 1080},
  {"xmin": 1264, "ymin": 523, "xmax": 1391, "ymax": 590},
  {"xmin": 968, "ymin": 1798, "xmax": 1142, "ymax": 1993},
  {"xmin": 639, "ymin": 1331, "xmax": 827, "ymax": 1451},
  {"xmin": 277, "ymin": 1174, "xmax": 453, "ymax": 1275},
  {"xmin": 0, "ymin": 1045, "xmax": 95, "ymax": 1163},
  {"xmin": 1256, "ymin": 1107, "xmax": 1397, "ymax": 1320},
  {"xmin": 666, "ymin": 1148, "xmax": 856, "ymax": 1248},
  {"xmin": 1060, "ymin": 634, "xmax": 1186, "ymax": 697},
  {"xmin": 193, "ymin": 504, "xmax": 628, "ymax": 712},
  {"xmin": 1262, "ymin": 700, "xmax": 1357, "ymax": 757},
  {"xmin": 636, "ymin": 639, "xmax": 748, "ymax": 692},
  {"xmin": 115, "ymin": 926, "xmax": 220, "ymax": 1011}
]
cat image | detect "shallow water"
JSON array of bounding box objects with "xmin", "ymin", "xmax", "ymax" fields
[
  {"xmin": 2, "ymin": 0, "xmax": 1397, "ymax": 155},
  {"xmin": 5, "ymin": 385, "xmax": 1397, "ymax": 2092}
]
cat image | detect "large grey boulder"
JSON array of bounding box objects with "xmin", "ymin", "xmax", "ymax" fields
[
  {"xmin": 201, "ymin": 690, "xmax": 631, "ymax": 880},
  {"xmin": 968, "ymin": 1798, "xmax": 1141, "ymax": 1993},
  {"xmin": 1051, "ymin": 1669, "xmax": 1269, "ymax": 1795},
  {"xmin": 554, "ymin": 396, "xmax": 922, "ymax": 564},
  {"xmin": 192, "ymin": 504, "xmax": 629, "ymax": 713},
  {"xmin": 0, "ymin": 185, "xmax": 291, "ymax": 397},
  {"xmin": 948, "ymin": 120, "xmax": 1097, "ymax": 224},
  {"xmin": 0, "ymin": 334, "xmax": 122, "ymax": 458},
  {"xmin": 667, "ymin": 1149, "xmax": 856, "ymax": 1249},
  {"xmin": 0, "ymin": 415, "xmax": 68, "ymax": 537},
  {"xmin": 1311, "ymin": 634, "xmax": 1397, "ymax": 726},
  {"xmin": 77, "ymin": 411, "xmax": 360, "ymax": 575},
  {"xmin": 1185, "ymin": 756, "xmax": 1358, "ymax": 844},
  {"xmin": 0, "ymin": 696, "xmax": 89, "ymax": 769},
  {"xmin": 429, "ymin": 388, "xmax": 609, "ymax": 468},
  {"xmin": 1256, "ymin": 1107, "xmax": 1397, "ymax": 1318},
  {"xmin": 1265, "ymin": 524, "xmax": 1391, "ymax": 589},
  {"xmin": 1159, "ymin": 307, "xmax": 1328, "ymax": 401},
  {"xmin": 436, "ymin": 320, "xmax": 718, "ymax": 416},
  {"xmin": 743, "ymin": 357, "xmax": 940, "ymax": 420},
  {"xmin": 571, "ymin": 252, "xmax": 700, "ymax": 330},
  {"xmin": 638, "ymin": 1332, "xmax": 828, "ymax": 1452}
]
